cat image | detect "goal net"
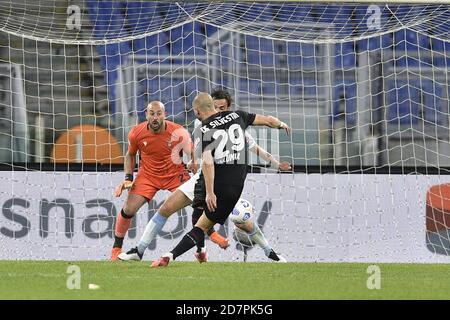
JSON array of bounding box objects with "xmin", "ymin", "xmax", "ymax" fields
[{"xmin": 0, "ymin": 0, "xmax": 449, "ymax": 262}]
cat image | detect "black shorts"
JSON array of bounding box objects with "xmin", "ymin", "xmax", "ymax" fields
[{"xmin": 192, "ymin": 180, "xmax": 244, "ymax": 225}]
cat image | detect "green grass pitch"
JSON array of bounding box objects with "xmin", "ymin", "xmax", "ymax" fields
[{"xmin": 0, "ymin": 261, "xmax": 449, "ymax": 299}]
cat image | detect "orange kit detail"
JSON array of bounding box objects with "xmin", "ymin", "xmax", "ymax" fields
[{"xmin": 128, "ymin": 121, "xmax": 192, "ymax": 200}]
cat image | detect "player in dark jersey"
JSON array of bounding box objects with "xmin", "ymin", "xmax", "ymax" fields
[{"xmin": 151, "ymin": 92, "xmax": 290, "ymax": 267}]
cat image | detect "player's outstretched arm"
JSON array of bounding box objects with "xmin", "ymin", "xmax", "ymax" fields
[
  {"xmin": 252, "ymin": 114, "xmax": 291, "ymax": 135},
  {"xmin": 114, "ymin": 150, "xmax": 136, "ymax": 197},
  {"xmin": 250, "ymin": 144, "xmax": 292, "ymax": 171}
]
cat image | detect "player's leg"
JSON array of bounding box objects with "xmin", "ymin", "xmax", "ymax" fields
[
  {"xmin": 186, "ymin": 174, "xmax": 228, "ymax": 250},
  {"xmin": 175, "ymin": 211, "xmax": 214, "ymax": 259},
  {"xmin": 151, "ymin": 211, "xmax": 215, "ymax": 267},
  {"xmin": 191, "ymin": 207, "xmax": 202, "ymax": 225},
  {"xmin": 141, "ymin": 171, "xmax": 195, "ymax": 255},
  {"xmin": 112, "ymin": 175, "xmax": 158, "ymax": 261},
  {"xmin": 235, "ymin": 220, "xmax": 287, "ymax": 262},
  {"xmin": 151, "ymin": 172, "xmax": 212, "ymax": 265},
  {"xmin": 119, "ymin": 177, "xmax": 194, "ymax": 261},
  {"xmin": 192, "ymin": 207, "xmax": 229, "ymax": 250},
  {"xmin": 192, "ymin": 186, "xmax": 243, "ymax": 262},
  {"xmin": 112, "ymin": 193, "xmax": 148, "ymax": 260},
  {"xmin": 136, "ymin": 189, "xmax": 192, "ymax": 255},
  {"xmin": 151, "ymin": 184, "xmax": 243, "ymax": 267}
]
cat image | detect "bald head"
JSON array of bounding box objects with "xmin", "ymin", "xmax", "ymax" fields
[
  {"xmin": 147, "ymin": 101, "xmax": 165, "ymax": 113},
  {"xmin": 193, "ymin": 93, "xmax": 215, "ymax": 112},
  {"xmin": 146, "ymin": 101, "xmax": 166, "ymax": 133},
  {"xmin": 193, "ymin": 92, "xmax": 216, "ymax": 121}
]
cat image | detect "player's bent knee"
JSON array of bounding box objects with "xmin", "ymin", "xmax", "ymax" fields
[
  {"xmin": 235, "ymin": 221, "xmax": 252, "ymax": 233},
  {"xmin": 159, "ymin": 202, "xmax": 175, "ymax": 217},
  {"xmin": 159, "ymin": 191, "xmax": 189, "ymax": 217},
  {"xmin": 122, "ymin": 202, "xmax": 141, "ymax": 217},
  {"xmin": 122, "ymin": 194, "xmax": 148, "ymax": 216},
  {"xmin": 122, "ymin": 205, "xmax": 138, "ymax": 217}
]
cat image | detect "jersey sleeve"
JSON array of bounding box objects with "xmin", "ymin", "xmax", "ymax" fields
[
  {"xmin": 192, "ymin": 126, "xmax": 203, "ymax": 160},
  {"xmin": 127, "ymin": 128, "xmax": 138, "ymax": 155},
  {"xmin": 193, "ymin": 120, "xmax": 204, "ymax": 154},
  {"xmin": 245, "ymin": 131, "xmax": 257, "ymax": 149},
  {"xmin": 193, "ymin": 119, "xmax": 204, "ymax": 156},
  {"xmin": 194, "ymin": 119, "xmax": 202, "ymax": 130},
  {"xmin": 236, "ymin": 110, "xmax": 256, "ymax": 128}
]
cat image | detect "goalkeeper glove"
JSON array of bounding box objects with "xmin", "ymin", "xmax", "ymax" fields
[{"xmin": 114, "ymin": 173, "xmax": 134, "ymax": 197}]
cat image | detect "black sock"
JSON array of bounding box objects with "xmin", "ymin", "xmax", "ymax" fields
[
  {"xmin": 113, "ymin": 236, "xmax": 124, "ymax": 248},
  {"xmin": 206, "ymin": 228, "xmax": 215, "ymax": 236},
  {"xmin": 171, "ymin": 227, "xmax": 204, "ymax": 260},
  {"xmin": 113, "ymin": 209, "xmax": 132, "ymax": 248},
  {"xmin": 191, "ymin": 208, "xmax": 202, "ymax": 227},
  {"xmin": 191, "ymin": 209, "xmax": 208, "ymax": 251},
  {"xmin": 268, "ymin": 249, "xmax": 280, "ymax": 261}
]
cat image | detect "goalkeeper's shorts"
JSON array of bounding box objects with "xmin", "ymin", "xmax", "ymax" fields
[{"xmin": 129, "ymin": 170, "xmax": 190, "ymax": 200}]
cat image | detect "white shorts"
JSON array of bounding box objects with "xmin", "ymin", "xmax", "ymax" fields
[{"xmin": 177, "ymin": 171, "xmax": 200, "ymax": 201}]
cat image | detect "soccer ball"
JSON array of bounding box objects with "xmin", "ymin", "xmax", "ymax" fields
[{"xmin": 229, "ymin": 198, "xmax": 254, "ymax": 224}]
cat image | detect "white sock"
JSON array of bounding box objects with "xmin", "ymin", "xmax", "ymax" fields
[
  {"xmin": 248, "ymin": 223, "xmax": 272, "ymax": 257},
  {"xmin": 137, "ymin": 212, "xmax": 167, "ymax": 255}
]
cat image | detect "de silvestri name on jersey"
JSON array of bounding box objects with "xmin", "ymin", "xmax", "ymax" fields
[{"xmin": 192, "ymin": 118, "xmax": 256, "ymax": 169}]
